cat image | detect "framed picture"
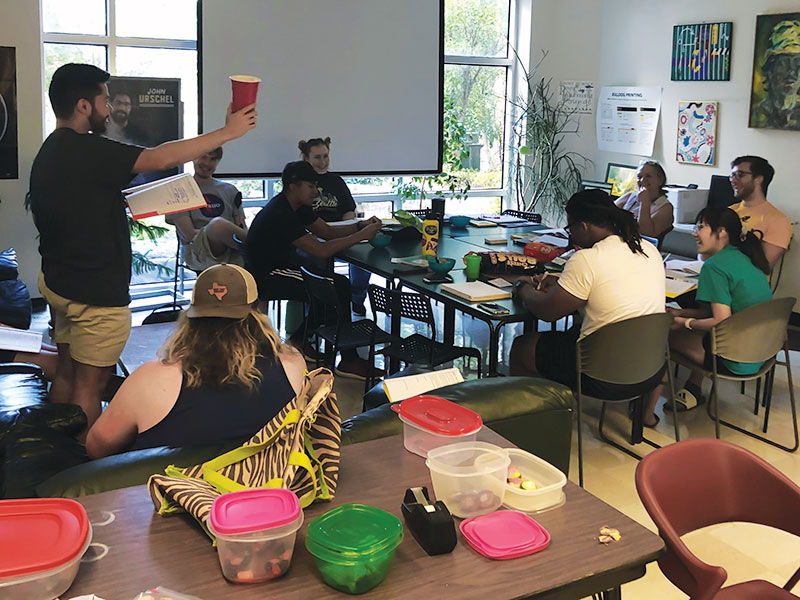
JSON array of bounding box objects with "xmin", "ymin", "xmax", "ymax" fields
[
  {"xmin": 748, "ymin": 14, "xmax": 800, "ymax": 130},
  {"xmin": 671, "ymin": 22, "xmax": 732, "ymax": 81},
  {"xmin": 0, "ymin": 46, "xmax": 18, "ymax": 179},
  {"xmin": 676, "ymin": 101, "xmax": 717, "ymax": 165},
  {"xmin": 604, "ymin": 163, "xmax": 638, "ymax": 198}
]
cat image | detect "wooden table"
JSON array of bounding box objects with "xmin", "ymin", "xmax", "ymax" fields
[{"xmin": 66, "ymin": 430, "xmax": 663, "ymax": 599}]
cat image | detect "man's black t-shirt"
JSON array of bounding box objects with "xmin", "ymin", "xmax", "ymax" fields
[
  {"xmin": 312, "ymin": 172, "xmax": 356, "ymax": 222},
  {"xmin": 246, "ymin": 192, "xmax": 317, "ymax": 280},
  {"xmin": 29, "ymin": 129, "xmax": 144, "ymax": 307}
]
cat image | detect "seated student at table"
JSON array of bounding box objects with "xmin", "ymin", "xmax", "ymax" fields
[
  {"xmin": 300, "ymin": 136, "xmax": 372, "ymax": 316},
  {"xmin": 728, "ymin": 155, "xmax": 792, "ymax": 274},
  {"xmin": 614, "ymin": 160, "xmax": 674, "ymax": 241},
  {"xmin": 165, "ymin": 147, "xmax": 249, "ymax": 272},
  {"xmin": 85, "ymin": 264, "xmax": 306, "ymax": 459},
  {"xmin": 645, "ymin": 207, "xmax": 773, "ymax": 419},
  {"xmin": 245, "ymin": 161, "xmax": 382, "ymax": 379},
  {"xmin": 506, "ymin": 189, "xmax": 665, "ymax": 396}
]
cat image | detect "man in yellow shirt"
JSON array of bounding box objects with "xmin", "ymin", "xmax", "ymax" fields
[{"xmin": 729, "ymin": 155, "xmax": 792, "ymax": 272}]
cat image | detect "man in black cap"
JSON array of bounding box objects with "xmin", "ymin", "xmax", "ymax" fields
[{"xmin": 246, "ymin": 161, "xmax": 381, "ymax": 379}]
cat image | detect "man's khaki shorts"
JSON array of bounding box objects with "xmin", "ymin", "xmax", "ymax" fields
[{"xmin": 38, "ymin": 272, "xmax": 131, "ymax": 368}]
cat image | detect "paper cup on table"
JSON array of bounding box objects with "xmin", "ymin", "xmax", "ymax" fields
[
  {"xmin": 464, "ymin": 254, "xmax": 481, "ymax": 281},
  {"xmin": 230, "ymin": 75, "xmax": 261, "ymax": 112}
]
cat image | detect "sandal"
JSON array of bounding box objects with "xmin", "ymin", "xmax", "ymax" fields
[{"xmin": 665, "ymin": 387, "xmax": 704, "ymax": 412}]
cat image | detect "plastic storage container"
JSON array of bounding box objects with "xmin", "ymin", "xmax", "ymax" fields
[
  {"xmin": 392, "ymin": 395, "xmax": 483, "ymax": 458},
  {"xmin": 208, "ymin": 488, "xmax": 303, "ymax": 583},
  {"xmin": 502, "ymin": 448, "xmax": 567, "ymax": 513},
  {"xmin": 0, "ymin": 498, "xmax": 91, "ymax": 600},
  {"xmin": 425, "ymin": 441, "xmax": 510, "ymax": 518},
  {"xmin": 460, "ymin": 510, "xmax": 550, "ymax": 560},
  {"xmin": 305, "ymin": 503, "xmax": 403, "ymax": 594}
]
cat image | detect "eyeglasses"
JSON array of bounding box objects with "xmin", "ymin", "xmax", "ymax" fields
[{"xmin": 729, "ymin": 170, "xmax": 752, "ymax": 180}]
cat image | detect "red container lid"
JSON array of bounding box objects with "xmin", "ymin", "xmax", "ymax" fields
[
  {"xmin": 391, "ymin": 395, "xmax": 482, "ymax": 436},
  {"xmin": 0, "ymin": 498, "xmax": 90, "ymax": 579},
  {"xmin": 209, "ymin": 489, "xmax": 301, "ymax": 536},
  {"xmin": 460, "ymin": 510, "xmax": 550, "ymax": 560}
]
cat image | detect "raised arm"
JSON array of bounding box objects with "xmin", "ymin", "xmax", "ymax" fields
[{"xmin": 132, "ymin": 104, "xmax": 257, "ymax": 173}]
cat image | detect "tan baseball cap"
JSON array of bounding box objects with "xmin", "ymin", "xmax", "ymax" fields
[{"xmin": 186, "ymin": 264, "xmax": 258, "ymax": 319}]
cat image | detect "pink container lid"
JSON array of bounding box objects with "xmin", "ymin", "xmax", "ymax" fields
[
  {"xmin": 210, "ymin": 489, "xmax": 301, "ymax": 536},
  {"xmin": 460, "ymin": 510, "xmax": 550, "ymax": 560},
  {"xmin": 391, "ymin": 395, "xmax": 482, "ymax": 436}
]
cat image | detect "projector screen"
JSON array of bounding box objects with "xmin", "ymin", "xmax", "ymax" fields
[{"xmin": 199, "ymin": 0, "xmax": 444, "ymax": 178}]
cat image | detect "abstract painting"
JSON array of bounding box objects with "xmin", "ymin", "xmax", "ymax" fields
[
  {"xmin": 748, "ymin": 13, "xmax": 800, "ymax": 130},
  {"xmin": 676, "ymin": 101, "xmax": 717, "ymax": 165},
  {"xmin": 0, "ymin": 46, "xmax": 18, "ymax": 179},
  {"xmin": 671, "ymin": 22, "xmax": 732, "ymax": 81}
]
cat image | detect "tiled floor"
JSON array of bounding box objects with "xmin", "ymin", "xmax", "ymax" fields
[{"xmin": 32, "ymin": 295, "xmax": 800, "ymax": 598}]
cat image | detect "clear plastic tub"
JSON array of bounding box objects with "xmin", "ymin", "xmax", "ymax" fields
[
  {"xmin": 208, "ymin": 489, "xmax": 303, "ymax": 583},
  {"xmin": 0, "ymin": 523, "xmax": 91, "ymax": 600},
  {"xmin": 425, "ymin": 441, "xmax": 510, "ymax": 518},
  {"xmin": 392, "ymin": 396, "xmax": 483, "ymax": 458},
  {"xmin": 502, "ymin": 448, "xmax": 567, "ymax": 513},
  {"xmin": 306, "ymin": 504, "xmax": 403, "ymax": 594},
  {"xmin": 398, "ymin": 414, "xmax": 480, "ymax": 457}
]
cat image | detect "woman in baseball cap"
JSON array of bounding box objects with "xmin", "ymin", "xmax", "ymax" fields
[{"xmin": 85, "ymin": 264, "xmax": 308, "ymax": 458}]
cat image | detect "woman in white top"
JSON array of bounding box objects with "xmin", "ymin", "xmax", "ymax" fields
[{"xmin": 614, "ymin": 161, "xmax": 674, "ymax": 241}]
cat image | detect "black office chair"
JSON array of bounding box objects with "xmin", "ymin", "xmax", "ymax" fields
[
  {"xmin": 368, "ymin": 284, "xmax": 482, "ymax": 378},
  {"xmin": 301, "ymin": 268, "xmax": 394, "ymax": 393},
  {"xmin": 501, "ymin": 209, "xmax": 542, "ymax": 223}
]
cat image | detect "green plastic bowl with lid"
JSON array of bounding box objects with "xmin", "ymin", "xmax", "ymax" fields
[{"xmin": 305, "ymin": 503, "xmax": 403, "ymax": 594}]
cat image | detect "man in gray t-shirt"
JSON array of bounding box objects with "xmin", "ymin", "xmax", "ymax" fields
[{"xmin": 166, "ymin": 147, "xmax": 248, "ymax": 271}]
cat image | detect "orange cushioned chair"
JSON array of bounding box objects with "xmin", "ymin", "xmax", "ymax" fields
[{"xmin": 635, "ymin": 438, "xmax": 800, "ymax": 599}]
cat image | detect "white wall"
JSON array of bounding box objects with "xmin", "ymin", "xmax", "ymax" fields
[
  {"xmin": 531, "ymin": 0, "xmax": 799, "ymax": 301},
  {"xmin": 0, "ymin": 0, "xmax": 43, "ymax": 296}
]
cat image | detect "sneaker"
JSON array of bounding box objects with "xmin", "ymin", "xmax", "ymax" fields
[
  {"xmin": 352, "ymin": 301, "xmax": 367, "ymax": 316},
  {"xmin": 334, "ymin": 358, "xmax": 378, "ymax": 381}
]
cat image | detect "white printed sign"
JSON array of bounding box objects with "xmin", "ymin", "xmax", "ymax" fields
[
  {"xmin": 596, "ymin": 86, "xmax": 662, "ymax": 156},
  {"xmin": 559, "ymin": 80, "xmax": 595, "ymax": 114}
]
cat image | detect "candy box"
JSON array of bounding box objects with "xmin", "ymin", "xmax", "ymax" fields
[
  {"xmin": 208, "ymin": 489, "xmax": 303, "ymax": 583},
  {"xmin": 306, "ymin": 504, "xmax": 403, "ymax": 594},
  {"xmin": 0, "ymin": 498, "xmax": 91, "ymax": 600},
  {"xmin": 391, "ymin": 395, "xmax": 483, "ymax": 458}
]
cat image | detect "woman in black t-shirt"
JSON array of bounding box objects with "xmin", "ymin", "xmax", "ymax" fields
[{"xmin": 299, "ymin": 137, "xmax": 372, "ymax": 315}]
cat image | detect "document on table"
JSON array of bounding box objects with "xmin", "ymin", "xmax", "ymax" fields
[
  {"xmin": 480, "ymin": 214, "xmax": 527, "ymax": 225},
  {"xmin": 533, "ymin": 234, "xmax": 570, "ymax": 248},
  {"xmin": 0, "ymin": 327, "xmax": 42, "ymax": 353},
  {"xmin": 665, "ymin": 277, "xmax": 697, "ymax": 299},
  {"xmin": 665, "ymin": 259, "xmax": 703, "ymax": 275},
  {"xmin": 391, "ymin": 255, "xmax": 429, "ymax": 267},
  {"xmin": 383, "ymin": 367, "xmax": 464, "ymax": 402}
]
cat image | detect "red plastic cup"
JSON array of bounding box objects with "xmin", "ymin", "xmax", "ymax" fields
[{"xmin": 230, "ymin": 75, "xmax": 261, "ymax": 112}]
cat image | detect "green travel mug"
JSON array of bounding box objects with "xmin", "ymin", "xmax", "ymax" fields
[{"xmin": 464, "ymin": 254, "xmax": 481, "ymax": 281}]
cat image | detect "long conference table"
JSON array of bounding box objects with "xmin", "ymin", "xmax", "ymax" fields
[
  {"xmin": 339, "ymin": 223, "xmax": 546, "ymax": 375},
  {"xmin": 66, "ymin": 429, "xmax": 664, "ymax": 599}
]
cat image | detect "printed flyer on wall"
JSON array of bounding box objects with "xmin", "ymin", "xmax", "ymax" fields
[{"xmin": 596, "ymin": 86, "xmax": 662, "ymax": 156}]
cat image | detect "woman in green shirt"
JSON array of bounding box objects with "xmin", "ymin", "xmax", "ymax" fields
[{"xmin": 644, "ymin": 207, "xmax": 771, "ymax": 426}]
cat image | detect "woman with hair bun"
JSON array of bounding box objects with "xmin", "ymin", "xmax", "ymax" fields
[
  {"xmin": 86, "ymin": 264, "xmax": 306, "ymax": 458},
  {"xmin": 614, "ymin": 160, "xmax": 674, "ymax": 241},
  {"xmin": 299, "ymin": 137, "xmax": 371, "ymax": 315},
  {"xmin": 645, "ymin": 206, "xmax": 773, "ymax": 423}
]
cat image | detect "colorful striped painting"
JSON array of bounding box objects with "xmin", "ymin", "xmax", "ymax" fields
[{"xmin": 671, "ymin": 22, "xmax": 732, "ymax": 81}]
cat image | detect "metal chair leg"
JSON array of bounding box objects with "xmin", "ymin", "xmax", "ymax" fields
[{"xmin": 576, "ymin": 391, "xmax": 584, "ymax": 488}]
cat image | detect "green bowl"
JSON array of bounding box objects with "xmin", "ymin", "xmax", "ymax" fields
[
  {"xmin": 369, "ymin": 233, "xmax": 392, "ymax": 248},
  {"xmin": 427, "ymin": 256, "xmax": 456, "ymax": 273},
  {"xmin": 449, "ymin": 215, "xmax": 470, "ymax": 228}
]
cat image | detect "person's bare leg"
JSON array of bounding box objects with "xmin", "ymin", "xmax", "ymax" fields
[
  {"xmin": 509, "ymin": 333, "xmax": 541, "ymax": 377},
  {"xmin": 204, "ymin": 217, "xmax": 248, "ymax": 256},
  {"xmin": 644, "ymin": 329, "xmax": 706, "ymax": 424},
  {"xmin": 71, "ymin": 360, "xmax": 114, "ymax": 436},
  {"xmin": 48, "ymin": 343, "xmax": 75, "ymax": 404},
  {"xmin": 14, "ymin": 347, "xmax": 59, "ymax": 380}
]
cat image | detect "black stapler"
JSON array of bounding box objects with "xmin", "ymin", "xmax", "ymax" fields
[{"xmin": 401, "ymin": 486, "xmax": 457, "ymax": 556}]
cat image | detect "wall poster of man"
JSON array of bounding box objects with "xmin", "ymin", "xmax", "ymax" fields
[
  {"xmin": 0, "ymin": 46, "xmax": 18, "ymax": 179},
  {"xmin": 107, "ymin": 76, "xmax": 182, "ymax": 183},
  {"xmin": 749, "ymin": 13, "xmax": 800, "ymax": 130}
]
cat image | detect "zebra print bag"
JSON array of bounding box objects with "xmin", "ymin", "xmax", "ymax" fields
[{"xmin": 147, "ymin": 367, "xmax": 340, "ymax": 537}]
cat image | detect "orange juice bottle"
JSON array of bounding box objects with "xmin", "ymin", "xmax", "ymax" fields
[{"xmin": 421, "ymin": 213, "xmax": 439, "ymax": 256}]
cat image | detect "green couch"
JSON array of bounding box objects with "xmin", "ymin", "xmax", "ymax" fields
[{"xmin": 35, "ymin": 376, "xmax": 573, "ymax": 498}]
